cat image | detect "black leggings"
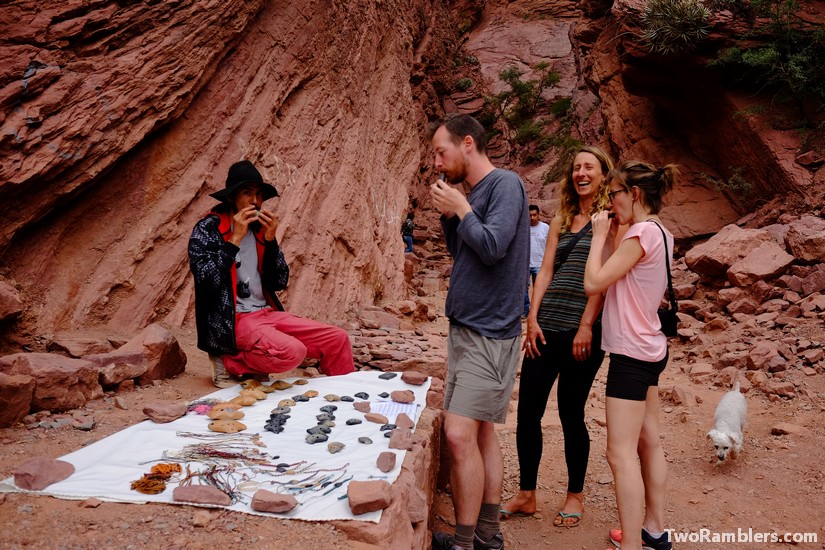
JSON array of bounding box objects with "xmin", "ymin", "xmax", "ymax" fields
[{"xmin": 516, "ymin": 325, "xmax": 604, "ymax": 493}]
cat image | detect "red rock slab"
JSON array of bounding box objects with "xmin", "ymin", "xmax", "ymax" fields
[
  {"xmin": 13, "ymin": 457, "xmax": 75, "ymax": 490},
  {"xmin": 395, "ymin": 412, "xmax": 415, "ymax": 430},
  {"xmin": 389, "ymin": 427, "xmax": 414, "ymax": 451},
  {"xmin": 172, "ymin": 485, "xmax": 231, "ymax": 507},
  {"xmin": 347, "ymin": 480, "xmax": 392, "ymax": 515},
  {"xmin": 376, "ymin": 451, "xmax": 397, "ymax": 473},
  {"xmin": 353, "ymin": 401, "xmax": 371, "ymax": 413},
  {"xmin": 143, "ymin": 402, "xmax": 188, "ymax": 423},
  {"xmin": 364, "ymin": 412, "xmax": 388, "ymax": 424},
  {"xmin": 391, "ymin": 390, "xmax": 415, "ymax": 404},
  {"xmin": 251, "ymin": 489, "xmax": 298, "ymax": 513},
  {"xmin": 401, "ymin": 371, "xmax": 428, "ymax": 386}
]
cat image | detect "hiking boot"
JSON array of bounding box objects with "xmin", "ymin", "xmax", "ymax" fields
[
  {"xmin": 474, "ymin": 532, "xmax": 504, "ymax": 550},
  {"xmin": 608, "ymin": 528, "xmax": 672, "ymax": 550},
  {"xmin": 209, "ymin": 354, "xmax": 239, "ymax": 388},
  {"xmin": 431, "ymin": 531, "xmax": 466, "ymax": 550}
]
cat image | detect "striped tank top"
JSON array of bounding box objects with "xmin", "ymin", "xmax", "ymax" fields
[{"xmin": 536, "ymin": 226, "xmax": 594, "ymax": 332}]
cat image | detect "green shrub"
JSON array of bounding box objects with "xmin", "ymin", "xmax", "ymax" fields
[
  {"xmin": 456, "ymin": 78, "xmax": 473, "ymax": 91},
  {"xmin": 640, "ymin": 0, "xmax": 710, "ymax": 55},
  {"xmin": 708, "ymin": 0, "xmax": 825, "ymax": 108},
  {"xmin": 550, "ymin": 97, "xmax": 573, "ymax": 117}
]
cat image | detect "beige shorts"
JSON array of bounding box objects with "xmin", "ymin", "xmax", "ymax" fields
[{"xmin": 444, "ymin": 324, "xmax": 521, "ymax": 424}]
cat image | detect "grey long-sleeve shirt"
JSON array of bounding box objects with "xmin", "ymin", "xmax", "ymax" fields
[{"xmin": 441, "ymin": 168, "xmax": 530, "ymax": 339}]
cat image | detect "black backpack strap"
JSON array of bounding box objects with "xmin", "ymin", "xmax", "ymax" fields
[
  {"xmin": 649, "ymin": 221, "xmax": 677, "ymax": 310},
  {"xmin": 554, "ymin": 220, "xmax": 592, "ymax": 272}
]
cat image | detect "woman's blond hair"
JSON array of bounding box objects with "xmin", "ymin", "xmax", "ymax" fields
[{"xmin": 557, "ymin": 146, "xmax": 614, "ymax": 233}]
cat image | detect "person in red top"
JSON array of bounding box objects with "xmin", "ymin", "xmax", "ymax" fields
[{"xmin": 188, "ymin": 160, "xmax": 355, "ymax": 387}]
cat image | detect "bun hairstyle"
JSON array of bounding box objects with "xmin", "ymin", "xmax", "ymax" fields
[{"xmin": 607, "ymin": 160, "xmax": 678, "ymax": 214}]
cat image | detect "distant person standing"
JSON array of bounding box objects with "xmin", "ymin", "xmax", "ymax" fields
[
  {"xmin": 429, "ymin": 114, "xmax": 530, "ymax": 550},
  {"xmin": 523, "ymin": 204, "xmax": 550, "ymax": 315},
  {"xmin": 401, "ymin": 212, "xmax": 416, "ymax": 253}
]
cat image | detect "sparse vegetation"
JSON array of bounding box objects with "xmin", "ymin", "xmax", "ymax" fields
[
  {"xmin": 456, "ymin": 78, "xmax": 473, "ymax": 92},
  {"xmin": 702, "ymin": 166, "xmax": 757, "ymax": 209},
  {"xmin": 640, "ymin": 0, "xmax": 710, "ymax": 55},
  {"xmin": 707, "ymin": 0, "xmax": 825, "ymax": 109}
]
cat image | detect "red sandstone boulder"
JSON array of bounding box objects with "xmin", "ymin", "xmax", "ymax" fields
[
  {"xmin": 785, "ymin": 216, "xmax": 825, "ymax": 263},
  {"xmin": 347, "ymin": 480, "xmax": 392, "ymax": 515},
  {"xmin": 685, "ymin": 225, "xmax": 774, "ymax": 277},
  {"xmin": 48, "ymin": 332, "xmax": 114, "ymax": 358},
  {"xmin": 727, "ymin": 241, "xmax": 794, "ymax": 287},
  {"xmin": 0, "ymin": 372, "xmax": 35, "ymax": 428},
  {"xmin": 0, "ymin": 353, "xmax": 102, "ymax": 412},
  {"xmin": 119, "ymin": 324, "xmax": 186, "ymax": 382},
  {"xmin": 0, "ymin": 281, "xmax": 24, "ymax": 321},
  {"xmin": 84, "ymin": 349, "xmax": 148, "ymax": 386}
]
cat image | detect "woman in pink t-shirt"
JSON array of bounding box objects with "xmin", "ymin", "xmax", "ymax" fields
[{"xmin": 584, "ymin": 160, "xmax": 678, "ymax": 550}]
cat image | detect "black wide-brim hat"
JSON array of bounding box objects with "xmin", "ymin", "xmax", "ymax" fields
[{"xmin": 209, "ymin": 160, "xmax": 279, "ymax": 203}]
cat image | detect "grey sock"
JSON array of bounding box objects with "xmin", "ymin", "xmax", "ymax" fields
[
  {"xmin": 454, "ymin": 523, "xmax": 475, "ymax": 549},
  {"xmin": 475, "ymin": 502, "xmax": 501, "ymax": 542}
]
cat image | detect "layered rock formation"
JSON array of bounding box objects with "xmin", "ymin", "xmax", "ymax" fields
[{"xmin": 1, "ymin": 0, "xmax": 450, "ymax": 337}]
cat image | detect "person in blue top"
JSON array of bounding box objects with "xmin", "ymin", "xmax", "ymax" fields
[{"xmin": 428, "ymin": 114, "xmax": 529, "ymax": 550}]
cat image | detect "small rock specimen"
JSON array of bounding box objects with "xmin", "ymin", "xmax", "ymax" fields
[
  {"xmin": 251, "ymin": 489, "xmax": 298, "ymax": 513},
  {"xmin": 401, "ymin": 371, "xmax": 428, "ymax": 386},
  {"xmin": 378, "ymin": 372, "xmax": 398, "ymax": 380},
  {"xmin": 364, "ymin": 412, "xmax": 389, "ymax": 424},
  {"xmin": 391, "ymin": 390, "xmax": 415, "ymax": 404},
  {"xmin": 376, "ymin": 451, "xmax": 397, "ymax": 473},
  {"xmin": 347, "ymin": 480, "xmax": 392, "ymax": 515},
  {"xmin": 173, "ymin": 485, "xmax": 231, "ymax": 506},
  {"xmin": 353, "ymin": 401, "xmax": 371, "ymax": 413},
  {"xmin": 328, "ymin": 442, "xmax": 345, "ymax": 454},
  {"xmin": 358, "ymin": 437, "xmax": 373, "ymax": 444},
  {"xmin": 208, "ymin": 420, "xmax": 247, "ymax": 433}
]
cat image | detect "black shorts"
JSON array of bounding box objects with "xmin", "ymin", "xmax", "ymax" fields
[{"xmin": 605, "ymin": 352, "xmax": 669, "ymax": 401}]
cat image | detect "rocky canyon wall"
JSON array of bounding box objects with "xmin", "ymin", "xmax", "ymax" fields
[{"xmin": 1, "ymin": 0, "xmax": 447, "ymax": 336}]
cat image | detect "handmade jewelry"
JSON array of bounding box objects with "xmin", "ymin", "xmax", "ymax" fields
[{"xmin": 130, "ymin": 462, "xmax": 182, "ymax": 494}]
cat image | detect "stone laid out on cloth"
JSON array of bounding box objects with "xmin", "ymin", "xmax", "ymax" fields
[
  {"xmin": 376, "ymin": 451, "xmax": 396, "ymax": 473},
  {"xmin": 390, "ymin": 390, "xmax": 415, "ymax": 404},
  {"xmin": 207, "ymin": 403, "xmax": 244, "ymax": 419},
  {"xmin": 389, "ymin": 427, "xmax": 414, "ymax": 451},
  {"xmin": 395, "ymin": 412, "xmax": 415, "ymax": 430},
  {"xmin": 13, "ymin": 457, "xmax": 75, "ymax": 490},
  {"xmin": 143, "ymin": 402, "xmax": 188, "ymax": 423},
  {"xmin": 364, "ymin": 412, "xmax": 388, "ymax": 424},
  {"xmin": 401, "ymin": 370, "xmax": 428, "ymax": 386},
  {"xmin": 208, "ymin": 420, "xmax": 246, "ymax": 433},
  {"xmin": 173, "ymin": 485, "xmax": 231, "ymax": 507},
  {"xmin": 251, "ymin": 489, "xmax": 298, "ymax": 513},
  {"xmin": 346, "ymin": 480, "xmax": 392, "ymax": 515},
  {"xmin": 353, "ymin": 401, "xmax": 371, "ymax": 413}
]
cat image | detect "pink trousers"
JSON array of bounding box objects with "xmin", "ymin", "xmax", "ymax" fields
[{"xmin": 223, "ymin": 308, "xmax": 355, "ymax": 377}]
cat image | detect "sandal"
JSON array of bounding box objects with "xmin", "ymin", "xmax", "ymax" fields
[
  {"xmin": 553, "ymin": 511, "xmax": 582, "ymax": 528},
  {"xmin": 499, "ymin": 508, "xmax": 535, "ymax": 520}
]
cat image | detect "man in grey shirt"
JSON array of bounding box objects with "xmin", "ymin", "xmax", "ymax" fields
[{"xmin": 430, "ymin": 114, "xmax": 529, "ymax": 550}]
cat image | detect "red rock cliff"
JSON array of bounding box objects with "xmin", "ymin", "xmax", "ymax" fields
[{"xmin": 1, "ymin": 0, "xmax": 452, "ymax": 335}]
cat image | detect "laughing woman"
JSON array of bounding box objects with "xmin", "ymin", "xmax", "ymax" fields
[
  {"xmin": 500, "ymin": 146, "xmax": 611, "ymax": 528},
  {"xmin": 584, "ymin": 161, "xmax": 678, "ymax": 550}
]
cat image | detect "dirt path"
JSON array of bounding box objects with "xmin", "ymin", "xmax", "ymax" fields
[{"xmin": 432, "ymin": 342, "xmax": 825, "ymax": 549}]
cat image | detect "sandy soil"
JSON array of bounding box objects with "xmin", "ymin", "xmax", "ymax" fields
[{"xmin": 3, "ymin": 324, "xmax": 823, "ymax": 550}]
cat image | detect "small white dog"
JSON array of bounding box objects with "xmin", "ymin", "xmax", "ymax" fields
[{"xmin": 707, "ymin": 380, "xmax": 747, "ymax": 464}]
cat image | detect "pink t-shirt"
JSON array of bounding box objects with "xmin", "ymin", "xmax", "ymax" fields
[{"xmin": 601, "ymin": 222, "xmax": 674, "ymax": 362}]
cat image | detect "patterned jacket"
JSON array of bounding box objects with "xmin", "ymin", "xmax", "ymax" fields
[{"xmin": 188, "ymin": 208, "xmax": 289, "ymax": 355}]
